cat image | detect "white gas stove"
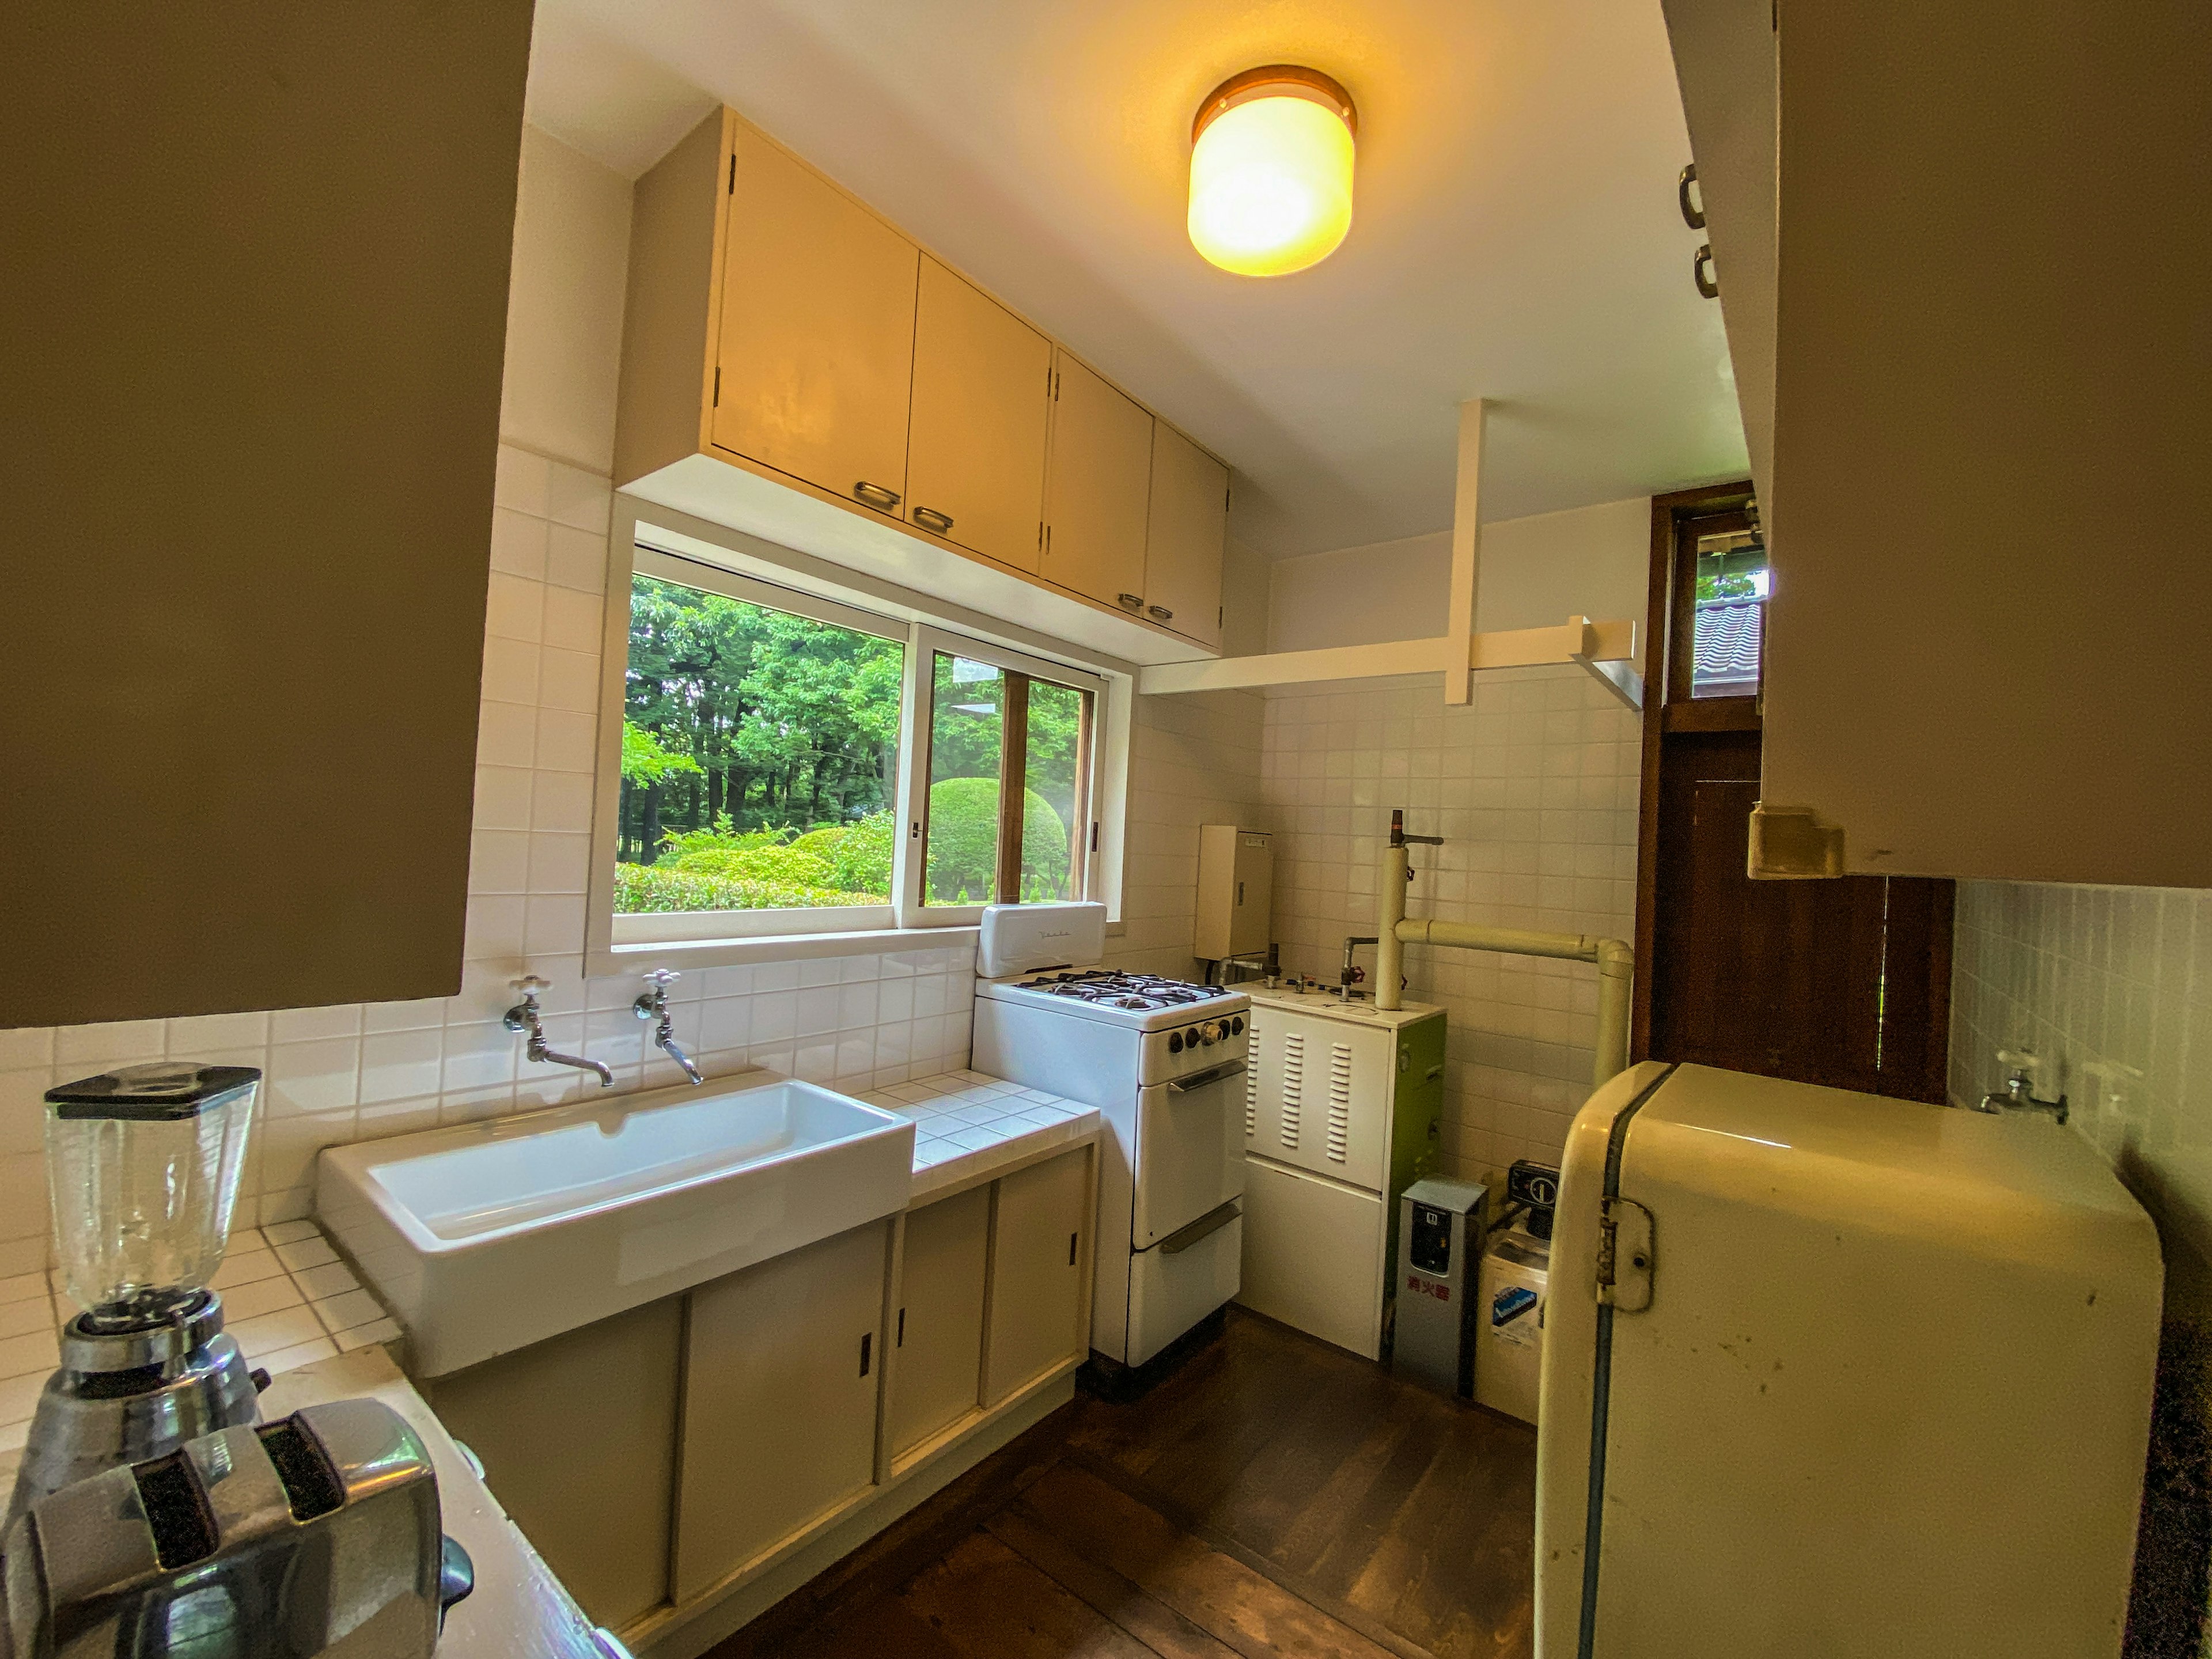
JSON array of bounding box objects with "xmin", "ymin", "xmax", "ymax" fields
[{"xmin": 971, "ymin": 904, "xmax": 1249, "ymax": 1371}]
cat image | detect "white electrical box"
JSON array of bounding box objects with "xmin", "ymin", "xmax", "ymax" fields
[{"xmin": 1194, "ymin": 825, "xmax": 1271, "ymax": 961}]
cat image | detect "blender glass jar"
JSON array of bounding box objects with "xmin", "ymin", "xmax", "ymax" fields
[{"xmin": 43, "ymin": 1062, "xmax": 260, "ymax": 1324}]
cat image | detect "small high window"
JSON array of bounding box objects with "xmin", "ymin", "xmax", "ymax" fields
[{"xmin": 1689, "ymin": 529, "xmax": 1768, "ymax": 699}]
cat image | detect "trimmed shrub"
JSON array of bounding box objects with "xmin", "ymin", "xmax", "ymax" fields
[
  {"xmin": 612, "ymin": 862, "xmax": 878, "ymax": 914},
  {"xmin": 668, "ymin": 842, "xmax": 837, "ymax": 887},
  {"xmin": 925, "ymin": 778, "xmax": 1067, "ymax": 902}
]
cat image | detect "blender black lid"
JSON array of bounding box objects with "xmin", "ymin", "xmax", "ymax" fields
[{"xmin": 46, "ymin": 1062, "xmax": 262, "ymax": 1121}]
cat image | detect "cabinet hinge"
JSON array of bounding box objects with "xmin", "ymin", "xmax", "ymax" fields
[
  {"xmin": 1051, "ymin": 369, "xmax": 1060, "ymax": 400},
  {"xmin": 712, "ymin": 366, "xmax": 720, "ymax": 407},
  {"xmin": 728, "ymin": 153, "xmax": 736, "ymax": 194},
  {"xmin": 1596, "ymin": 1196, "xmax": 1654, "ymax": 1312}
]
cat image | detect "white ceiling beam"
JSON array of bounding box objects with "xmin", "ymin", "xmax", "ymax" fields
[
  {"xmin": 1135, "ymin": 616, "xmax": 1638, "ymax": 698},
  {"xmin": 1442, "ymin": 397, "xmax": 1489, "ymax": 705}
]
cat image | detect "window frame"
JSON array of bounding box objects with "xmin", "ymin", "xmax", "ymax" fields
[
  {"xmin": 582, "ymin": 498, "xmax": 1131, "ymax": 976},
  {"xmin": 899, "ymin": 626, "xmax": 1108, "ymax": 927},
  {"xmin": 612, "ymin": 548, "xmax": 907, "ymax": 945}
]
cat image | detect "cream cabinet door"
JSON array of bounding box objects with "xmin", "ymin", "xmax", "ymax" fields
[
  {"xmin": 983, "ymin": 1148, "xmax": 1092, "ymax": 1404},
  {"xmin": 1141, "ymin": 423, "xmax": 1228, "ymax": 649},
  {"xmin": 422, "ymin": 1299, "xmax": 681, "ymax": 1630},
  {"xmin": 712, "ymin": 124, "xmax": 918, "ymax": 515},
  {"xmin": 1040, "ymin": 353, "xmax": 1153, "ymax": 612},
  {"xmin": 673, "ymin": 1221, "xmax": 889, "ymax": 1603},
  {"xmin": 887, "ymin": 1184, "xmax": 991, "ymax": 1460},
  {"xmin": 906, "ymin": 259, "xmax": 1052, "ymax": 573}
]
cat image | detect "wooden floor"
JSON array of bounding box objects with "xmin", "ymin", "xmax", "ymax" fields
[{"xmin": 707, "ymin": 1308, "xmax": 1538, "ymax": 1659}]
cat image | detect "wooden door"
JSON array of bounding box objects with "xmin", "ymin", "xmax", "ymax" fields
[
  {"xmin": 422, "ymin": 1299, "xmax": 681, "ymax": 1628},
  {"xmin": 906, "ymin": 258, "xmax": 1052, "ymax": 571},
  {"xmin": 713, "ymin": 124, "xmax": 918, "ymax": 514},
  {"xmin": 887, "ymin": 1185, "xmax": 990, "ymax": 1460},
  {"xmin": 674, "ymin": 1221, "xmax": 889, "ymax": 1601},
  {"xmin": 982, "ymin": 1149, "xmax": 1092, "ymax": 1404},
  {"xmin": 1040, "ymin": 353, "xmax": 1153, "ymax": 612},
  {"xmin": 1635, "ymin": 487, "xmax": 1952, "ymax": 1101},
  {"xmin": 1141, "ymin": 422, "xmax": 1228, "ymax": 647}
]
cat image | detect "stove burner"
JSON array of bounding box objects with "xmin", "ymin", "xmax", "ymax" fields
[{"xmin": 1015, "ymin": 969, "xmax": 1232, "ymax": 1013}]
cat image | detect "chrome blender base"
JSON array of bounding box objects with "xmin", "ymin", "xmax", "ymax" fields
[{"xmin": 5, "ymin": 1287, "xmax": 264, "ymax": 1527}]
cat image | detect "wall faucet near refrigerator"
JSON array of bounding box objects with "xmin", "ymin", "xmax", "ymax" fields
[{"xmin": 1373, "ymin": 807, "xmax": 1634, "ymax": 1086}]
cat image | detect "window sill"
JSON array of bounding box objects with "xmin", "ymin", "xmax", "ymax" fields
[{"xmin": 592, "ymin": 923, "xmax": 982, "ymax": 977}]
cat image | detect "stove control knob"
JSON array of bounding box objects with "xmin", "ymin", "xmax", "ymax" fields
[
  {"xmin": 1168, "ymin": 1031, "xmax": 1184, "ymax": 1054},
  {"xmin": 1197, "ymin": 1020, "xmax": 1222, "ymax": 1047},
  {"xmin": 1230, "ymin": 1015, "xmax": 1245, "ymax": 1035}
]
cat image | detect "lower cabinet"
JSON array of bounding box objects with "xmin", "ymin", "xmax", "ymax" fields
[
  {"xmin": 983, "ymin": 1147, "xmax": 1092, "ymax": 1404},
  {"xmin": 672, "ymin": 1219, "xmax": 891, "ymax": 1603},
  {"xmin": 887, "ymin": 1184, "xmax": 991, "ymax": 1461},
  {"xmin": 421, "ymin": 1298, "xmax": 682, "ymax": 1629}
]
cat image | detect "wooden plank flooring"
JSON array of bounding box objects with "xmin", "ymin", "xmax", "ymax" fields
[{"xmin": 707, "ymin": 1309, "xmax": 1537, "ymax": 1659}]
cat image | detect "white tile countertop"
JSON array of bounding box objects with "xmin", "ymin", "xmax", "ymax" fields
[
  {"xmin": 859, "ymin": 1069, "xmax": 1101, "ymax": 1199},
  {"xmin": 0, "ymin": 1218, "xmax": 400, "ymax": 1454}
]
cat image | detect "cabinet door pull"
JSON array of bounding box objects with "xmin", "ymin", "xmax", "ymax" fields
[
  {"xmin": 1677, "ymin": 162, "xmax": 1705, "ymax": 229},
  {"xmin": 1147, "ymin": 604, "xmax": 1173, "ymax": 621},
  {"xmin": 1116, "ymin": 592, "xmax": 1143, "ymax": 611},
  {"xmin": 853, "ymin": 480, "xmax": 902, "ymax": 510},
  {"xmin": 896, "ymin": 1307, "xmax": 906, "ymax": 1347},
  {"xmin": 859, "ymin": 1331, "xmax": 873, "ymax": 1376},
  {"xmin": 911, "ymin": 505, "xmax": 955, "ymax": 535},
  {"xmin": 1068, "ymin": 1232, "xmax": 1078, "ymax": 1266},
  {"xmin": 1692, "ymin": 244, "xmax": 1719, "ymax": 299}
]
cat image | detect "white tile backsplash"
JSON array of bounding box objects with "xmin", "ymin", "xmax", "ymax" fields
[
  {"xmin": 1259, "ymin": 671, "xmax": 1641, "ymax": 1180},
  {"xmin": 1951, "ymin": 880, "xmax": 2212, "ymax": 1294}
]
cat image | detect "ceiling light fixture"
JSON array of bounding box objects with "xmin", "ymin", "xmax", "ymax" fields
[{"xmin": 1187, "ymin": 65, "xmax": 1357, "ymax": 278}]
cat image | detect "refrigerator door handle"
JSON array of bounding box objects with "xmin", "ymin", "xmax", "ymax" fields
[{"xmin": 1596, "ymin": 1196, "xmax": 1654, "ymax": 1312}]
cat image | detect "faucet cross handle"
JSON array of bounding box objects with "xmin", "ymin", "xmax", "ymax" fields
[{"xmin": 513, "ymin": 974, "xmax": 551, "ymax": 1003}]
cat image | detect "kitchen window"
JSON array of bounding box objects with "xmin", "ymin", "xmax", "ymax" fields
[{"xmin": 592, "ymin": 530, "xmax": 1118, "ymax": 962}]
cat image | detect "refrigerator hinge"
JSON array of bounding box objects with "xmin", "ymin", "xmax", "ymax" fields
[{"xmin": 1596, "ymin": 1196, "xmax": 1654, "ymax": 1312}]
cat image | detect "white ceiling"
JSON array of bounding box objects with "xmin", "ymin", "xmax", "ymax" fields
[{"xmin": 526, "ymin": 0, "xmax": 1748, "ymax": 559}]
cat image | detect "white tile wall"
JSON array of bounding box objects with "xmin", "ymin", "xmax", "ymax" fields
[
  {"xmin": 0, "ymin": 442, "xmax": 975, "ymax": 1278},
  {"xmin": 1951, "ymin": 880, "xmax": 2212, "ymax": 1284},
  {"xmin": 1102, "ymin": 689, "xmax": 1267, "ymax": 978},
  {"xmin": 1259, "ymin": 670, "xmax": 1642, "ymax": 1179}
]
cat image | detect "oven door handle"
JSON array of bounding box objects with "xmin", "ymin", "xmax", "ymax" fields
[
  {"xmin": 1158, "ymin": 1198, "xmax": 1241, "ymax": 1255},
  {"xmin": 1167, "ymin": 1059, "xmax": 1247, "ymax": 1093}
]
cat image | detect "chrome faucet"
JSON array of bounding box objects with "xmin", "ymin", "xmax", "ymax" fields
[
  {"xmin": 1340, "ymin": 935, "xmax": 1376, "ymax": 1001},
  {"xmin": 503, "ymin": 976, "xmax": 613, "ymax": 1088},
  {"xmin": 1976, "ymin": 1050, "xmax": 2068, "ymax": 1124},
  {"xmin": 634, "ymin": 969, "xmax": 704, "ymax": 1085}
]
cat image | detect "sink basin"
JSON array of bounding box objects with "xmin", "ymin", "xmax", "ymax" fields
[{"xmin": 316, "ymin": 1073, "xmax": 915, "ymax": 1376}]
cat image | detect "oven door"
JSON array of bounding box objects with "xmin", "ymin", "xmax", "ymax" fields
[{"xmin": 1131, "ymin": 1059, "xmax": 1248, "ymax": 1248}]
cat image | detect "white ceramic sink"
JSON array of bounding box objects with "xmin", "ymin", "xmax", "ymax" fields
[{"xmin": 316, "ymin": 1072, "xmax": 915, "ymax": 1376}]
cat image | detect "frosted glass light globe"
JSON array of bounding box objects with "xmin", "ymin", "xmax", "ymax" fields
[{"xmin": 1188, "ymin": 78, "xmax": 1356, "ymax": 278}]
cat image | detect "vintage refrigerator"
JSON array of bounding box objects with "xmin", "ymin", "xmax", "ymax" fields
[{"xmin": 1536, "ymin": 1063, "xmax": 2162, "ymax": 1659}]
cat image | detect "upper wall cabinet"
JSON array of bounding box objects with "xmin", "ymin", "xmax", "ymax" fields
[
  {"xmin": 616, "ymin": 107, "xmax": 1228, "ymax": 669},
  {"xmin": 1041, "ymin": 353, "xmax": 1154, "ymax": 616},
  {"xmin": 1668, "ymin": 0, "xmax": 2212, "ymax": 886},
  {"xmin": 0, "ymin": 1, "xmax": 532, "ymax": 1026},
  {"xmin": 1142, "ymin": 423, "xmax": 1230, "ymax": 652},
  {"xmin": 713, "ymin": 123, "xmax": 919, "ymax": 513},
  {"xmin": 907, "ymin": 259, "xmax": 1052, "ymax": 573}
]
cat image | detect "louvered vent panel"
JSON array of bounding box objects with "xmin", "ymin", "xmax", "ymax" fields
[
  {"xmin": 1244, "ymin": 1024, "xmax": 1259, "ymax": 1139},
  {"xmin": 1325, "ymin": 1043, "xmax": 1353, "ymax": 1162},
  {"xmin": 1280, "ymin": 1031, "xmax": 1304, "ymax": 1148}
]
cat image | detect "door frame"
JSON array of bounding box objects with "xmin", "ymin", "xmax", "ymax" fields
[{"xmin": 1633, "ymin": 481, "xmax": 1757, "ymax": 1060}]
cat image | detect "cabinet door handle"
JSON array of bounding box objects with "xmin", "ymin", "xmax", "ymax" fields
[
  {"xmin": 1068, "ymin": 1231, "xmax": 1079, "ymax": 1266},
  {"xmin": 911, "ymin": 505, "xmax": 954, "ymax": 535},
  {"xmin": 896, "ymin": 1307, "xmax": 906, "ymax": 1347},
  {"xmin": 859, "ymin": 1331, "xmax": 872, "ymax": 1376},
  {"xmin": 1677, "ymin": 162, "xmax": 1705, "ymax": 229},
  {"xmin": 1692, "ymin": 244, "xmax": 1719, "ymax": 299},
  {"xmin": 853, "ymin": 480, "xmax": 901, "ymax": 510},
  {"xmin": 1147, "ymin": 604, "xmax": 1173, "ymax": 621},
  {"xmin": 1116, "ymin": 592, "xmax": 1143, "ymax": 611}
]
